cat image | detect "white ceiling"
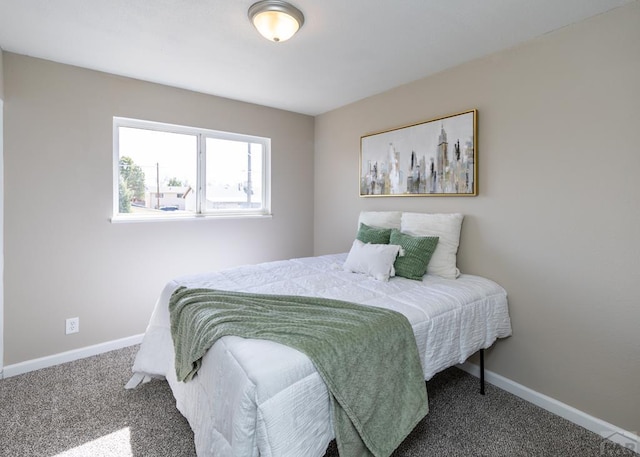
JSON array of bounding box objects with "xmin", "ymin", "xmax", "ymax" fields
[{"xmin": 0, "ymin": 0, "xmax": 634, "ymax": 115}]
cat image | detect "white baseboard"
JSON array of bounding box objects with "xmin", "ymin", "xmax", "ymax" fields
[
  {"xmin": 458, "ymin": 361, "xmax": 639, "ymax": 454},
  {"xmin": 2, "ymin": 334, "xmax": 144, "ymax": 379}
]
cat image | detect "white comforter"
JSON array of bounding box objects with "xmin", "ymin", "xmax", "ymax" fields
[{"xmin": 129, "ymin": 253, "xmax": 512, "ymax": 457}]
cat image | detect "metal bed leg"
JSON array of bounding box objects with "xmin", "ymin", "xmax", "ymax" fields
[{"xmin": 480, "ymin": 349, "xmax": 485, "ymax": 395}]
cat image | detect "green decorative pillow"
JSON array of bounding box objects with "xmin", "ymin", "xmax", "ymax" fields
[
  {"xmin": 356, "ymin": 223, "xmax": 392, "ymax": 245},
  {"xmin": 390, "ymin": 229, "xmax": 439, "ymax": 280}
]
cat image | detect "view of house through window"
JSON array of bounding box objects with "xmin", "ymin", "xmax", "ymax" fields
[{"xmin": 114, "ymin": 118, "xmax": 270, "ymax": 219}]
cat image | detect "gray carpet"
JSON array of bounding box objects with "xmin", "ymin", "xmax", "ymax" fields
[{"xmin": 0, "ymin": 346, "xmax": 633, "ymax": 457}]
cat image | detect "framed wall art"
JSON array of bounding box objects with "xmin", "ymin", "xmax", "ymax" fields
[{"xmin": 360, "ymin": 109, "xmax": 477, "ymax": 197}]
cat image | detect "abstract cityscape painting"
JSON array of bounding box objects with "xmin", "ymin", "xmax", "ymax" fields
[{"xmin": 360, "ymin": 110, "xmax": 477, "ymax": 196}]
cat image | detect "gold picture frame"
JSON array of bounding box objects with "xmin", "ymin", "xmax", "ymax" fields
[{"xmin": 360, "ymin": 109, "xmax": 477, "ymax": 197}]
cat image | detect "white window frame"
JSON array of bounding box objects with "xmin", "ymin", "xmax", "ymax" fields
[{"xmin": 112, "ymin": 117, "xmax": 271, "ymax": 221}]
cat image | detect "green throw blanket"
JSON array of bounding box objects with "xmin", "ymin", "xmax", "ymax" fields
[{"xmin": 169, "ymin": 287, "xmax": 428, "ymax": 457}]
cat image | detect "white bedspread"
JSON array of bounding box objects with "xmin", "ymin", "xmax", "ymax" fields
[{"xmin": 129, "ymin": 253, "xmax": 512, "ymax": 457}]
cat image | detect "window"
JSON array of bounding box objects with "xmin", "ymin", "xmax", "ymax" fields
[{"xmin": 113, "ymin": 117, "xmax": 270, "ymax": 220}]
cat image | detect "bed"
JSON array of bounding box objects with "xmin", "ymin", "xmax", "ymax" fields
[{"xmin": 127, "ymin": 212, "xmax": 512, "ymax": 457}]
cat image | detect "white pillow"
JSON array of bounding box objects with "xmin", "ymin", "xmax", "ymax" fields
[
  {"xmin": 357, "ymin": 211, "xmax": 402, "ymax": 230},
  {"xmin": 400, "ymin": 212, "xmax": 464, "ymax": 279},
  {"xmin": 343, "ymin": 239, "xmax": 402, "ymax": 282}
]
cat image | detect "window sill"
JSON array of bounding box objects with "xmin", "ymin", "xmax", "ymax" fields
[{"xmin": 110, "ymin": 213, "xmax": 273, "ymax": 223}]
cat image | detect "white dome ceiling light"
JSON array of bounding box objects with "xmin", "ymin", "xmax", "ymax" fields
[{"xmin": 248, "ymin": 0, "xmax": 305, "ymax": 43}]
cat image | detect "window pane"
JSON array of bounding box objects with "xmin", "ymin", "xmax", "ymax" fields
[
  {"xmin": 205, "ymin": 138, "xmax": 264, "ymax": 211},
  {"xmin": 118, "ymin": 127, "xmax": 197, "ymax": 215}
]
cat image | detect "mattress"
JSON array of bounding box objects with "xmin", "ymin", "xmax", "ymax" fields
[{"xmin": 129, "ymin": 253, "xmax": 512, "ymax": 457}]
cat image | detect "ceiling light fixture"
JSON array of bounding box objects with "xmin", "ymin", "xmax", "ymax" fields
[{"xmin": 248, "ymin": 0, "xmax": 305, "ymax": 43}]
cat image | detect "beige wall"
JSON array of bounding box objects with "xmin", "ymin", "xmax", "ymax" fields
[
  {"xmin": 3, "ymin": 53, "xmax": 314, "ymax": 365},
  {"xmin": 0, "ymin": 48, "xmax": 4, "ymax": 373},
  {"xmin": 0, "ymin": 48, "xmax": 4, "ymax": 99},
  {"xmin": 315, "ymin": 3, "xmax": 640, "ymax": 431}
]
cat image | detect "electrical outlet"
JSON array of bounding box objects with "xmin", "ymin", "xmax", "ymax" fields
[{"xmin": 65, "ymin": 317, "xmax": 79, "ymax": 335}]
